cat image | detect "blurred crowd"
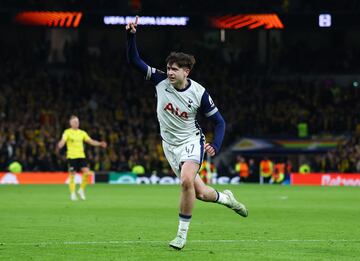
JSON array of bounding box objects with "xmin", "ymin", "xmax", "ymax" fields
[
  {"xmin": 233, "ymin": 135, "xmax": 360, "ymax": 181},
  {"xmin": 1, "ymin": 29, "xmax": 360, "ymax": 174},
  {"xmin": 0, "ymin": 36, "xmax": 168, "ymax": 173},
  {"xmin": 312, "ymin": 136, "xmax": 360, "ymax": 173}
]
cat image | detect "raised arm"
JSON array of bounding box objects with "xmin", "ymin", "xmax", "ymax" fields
[
  {"xmin": 126, "ymin": 16, "xmax": 166, "ymax": 84},
  {"xmin": 126, "ymin": 16, "xmax": 149, "ymax": 76}
]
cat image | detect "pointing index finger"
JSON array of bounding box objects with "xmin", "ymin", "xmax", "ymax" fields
[{"xmin": 135, "ymin": 16, "xmax": 139, "ymax": 26}]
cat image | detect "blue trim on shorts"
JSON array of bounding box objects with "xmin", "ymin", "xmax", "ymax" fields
[{"xmin": 199, "ymin": 137, "xmax": 205, "ymax": 165}]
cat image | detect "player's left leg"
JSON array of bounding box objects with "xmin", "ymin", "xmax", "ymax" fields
[
  {"xmin": 194, "ymin": 175, "xmax": 248, "ymax": 217},
  {"xmin": 69, "ymin": 172, "xmax": 78, "ymax": 201},
  {"xmin": 169, "ymin": 160, "xmax": 199, "ymax": 250},
  {"xmin": 67, "ymin": 161, "xmax": 78, "ymax": 201},
  {"xmin": 79, "ymin": 167, "xmax": 92, "ymax": 200}
]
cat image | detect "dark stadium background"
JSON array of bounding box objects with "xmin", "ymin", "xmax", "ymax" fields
[
  {"xmin": 1, "ymin": 0, "xmax": 360, "ymax": 185},
  {"xmin": 1, "ymin": 2, "xmax": 360, "ymax": 261}
]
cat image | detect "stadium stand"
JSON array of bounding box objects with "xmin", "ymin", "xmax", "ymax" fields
[{"xmin": 1, "ymin": 28, "xmax": 360, "ymax": 174}]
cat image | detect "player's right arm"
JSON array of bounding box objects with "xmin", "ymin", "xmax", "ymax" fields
[
  {"xmin": 126, "ymin": 16, "xmax": 166, "ymax": 85},
  {"xmin": 57, "ymin": 130, "xmax": 67, "ymax": 150}
]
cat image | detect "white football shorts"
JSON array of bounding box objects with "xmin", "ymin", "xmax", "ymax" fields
[{"xmin": 162, "ymin": 139, "xmax": 205, "ymax": 177}]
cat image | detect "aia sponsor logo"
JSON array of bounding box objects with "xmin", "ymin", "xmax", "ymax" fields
[{"xmin": 164, "ymin": 103, "xmax": 188, "ymax": 119}]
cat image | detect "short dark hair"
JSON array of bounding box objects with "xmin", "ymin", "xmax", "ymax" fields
[{"xmin": 165, "ymin": 52, "xmax": 196, "ymax": 70}]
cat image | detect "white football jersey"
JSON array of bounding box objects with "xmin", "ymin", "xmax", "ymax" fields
[{"xmin": 146, "ymin": 66, "xmax": 218, "ymax": 146}]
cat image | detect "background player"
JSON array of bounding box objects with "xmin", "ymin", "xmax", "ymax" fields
[
  {"xmin": 126, "ymin": 16, "xmax": 248, "ymax": 250},
  {"xmin": 57, "ymin": 115, "xmax": 107, "ymax": 201}
]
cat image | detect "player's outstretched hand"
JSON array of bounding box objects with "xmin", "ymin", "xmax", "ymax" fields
[
  {"xmin": 100, "ymin": 141, "xmax": 107, "ymax": 149},
  {"xmin": 204, "ymin": 143, "xmax": 216, "ymax": 156},
  {"xmin": 125, "ymin": 15, "xmax": 139, "ymax": 33}
]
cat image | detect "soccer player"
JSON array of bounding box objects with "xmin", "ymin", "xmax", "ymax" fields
[
  {"xmin": 126, "ymin": 16, "xmax": 248, "ymax": 250},
  {"xmin": 57, "ymin": 115, "xmax": 107, "ymax": 201}
]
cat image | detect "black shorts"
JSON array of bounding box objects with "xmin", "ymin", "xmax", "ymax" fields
[{"xmin": 67, "ymin": 158, "xmax": 89, "ymax": 172}]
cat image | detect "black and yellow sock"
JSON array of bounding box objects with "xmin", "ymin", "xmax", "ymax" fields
[{"xmin": 80, "ymin": 172, "xmax": 91, "ymax": 191}]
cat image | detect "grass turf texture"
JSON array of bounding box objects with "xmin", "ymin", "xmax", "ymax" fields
[{"xmin": 0, "ymin": 184, "xmax": 359, "ymax": 261}]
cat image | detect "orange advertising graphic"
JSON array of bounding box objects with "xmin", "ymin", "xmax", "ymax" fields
[
  {"xmin": 15, "ymin": 11, "xmax": 83, "ymax": 28},
  {"xmin": 0, "ymin": 172, "xmax": 94, "ymax": 185},
  {"xmin": 211, "ymin": 14, "xmax": 284, "ymax": 29}
]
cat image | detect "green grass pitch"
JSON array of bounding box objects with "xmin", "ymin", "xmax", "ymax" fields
[{"xmin": 0, "ymin": 184, "xmax": 359, "ymax": 260}]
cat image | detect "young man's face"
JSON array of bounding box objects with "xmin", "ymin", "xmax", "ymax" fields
[
  {"xmin": 69, "ymin": 117, "xmax": 80, "ymax": 129},
  {"xmin": 167, "ymin": 63, "xmax": 190, "ymax": 86}
]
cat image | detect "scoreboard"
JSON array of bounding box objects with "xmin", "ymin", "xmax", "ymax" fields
[{"xmin": 1, "ymin": 11, "xmax": 360, "ymax": 30}]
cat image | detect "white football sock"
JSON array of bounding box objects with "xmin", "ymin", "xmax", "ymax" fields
[
  {"xmin": 177, "ymin": 213, "xmax": 191, "ymax": 239},
  {"xmin": 178, "ymin": 220, "xmax": 190, "ymax": 238},
  {"xmin": 216, "ymin": 191, "xmax": 230, "ymax": 205}
]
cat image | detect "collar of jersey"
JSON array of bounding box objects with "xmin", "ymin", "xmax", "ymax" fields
[{"xmin": 172, "ymin": 79, "xmax": 192, "ymax": 92}]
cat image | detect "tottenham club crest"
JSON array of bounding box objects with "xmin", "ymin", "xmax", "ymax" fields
[{"xmin": 188, "ymin": 99, "xmax": 193, "ymax": 108}]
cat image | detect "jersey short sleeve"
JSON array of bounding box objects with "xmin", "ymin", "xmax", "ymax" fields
[
  {"xmin": 146, "ymin": 67, "xmax": 167, "ymax": 85},
  {"xmin": 82, "ymin": 130, "xmax": 91, "ymax": 142},
  {"xmin": 200, "ymin": 91, "xmax": 218, "ymax": 117},
  {"xmin": 62, "ymin": 130, "xmax": 69, "ymax": 141}
]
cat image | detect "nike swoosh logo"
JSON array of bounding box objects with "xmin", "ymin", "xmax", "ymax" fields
[{"xmin": 165, "ymin": 88, "xmax": 172, "ymax": 93}]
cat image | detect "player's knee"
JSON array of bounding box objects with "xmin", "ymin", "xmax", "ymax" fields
[{"xmin": 181, "ymin": 176, "xmax": 194, "ymax": 190}]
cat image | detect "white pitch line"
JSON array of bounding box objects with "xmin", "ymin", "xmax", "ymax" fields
[{"xmin": 1, "ymin": 239, "xmax": 359, "ymax": 246}]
